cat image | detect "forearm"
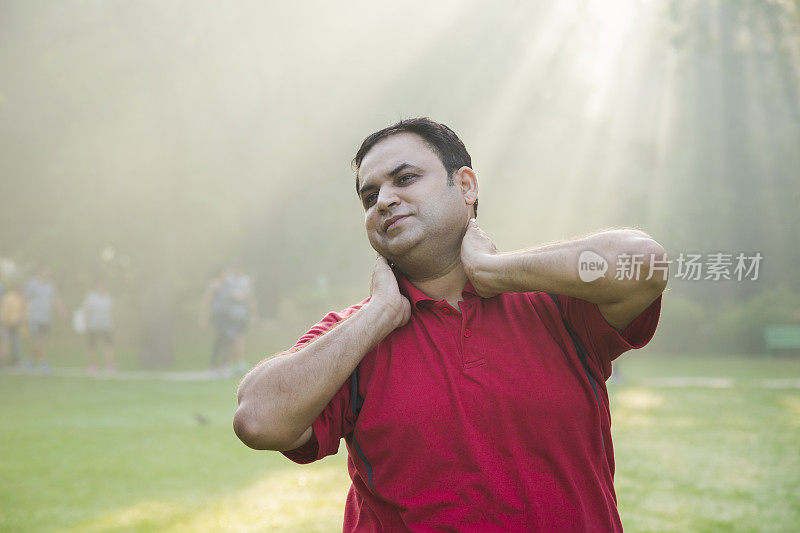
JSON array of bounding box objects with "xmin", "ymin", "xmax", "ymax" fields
[
  {"xmin": 234, "ymin": 301, "xmax": 397, "ymax": 450},
  {"xmin": 481, "ymin": 229, "xmax": 667, "ymax": 305}
]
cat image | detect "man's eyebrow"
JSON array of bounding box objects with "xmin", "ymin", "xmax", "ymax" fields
[{"xmin": 359, "ymin": 162, "xmax": 423, "ymax": 198}]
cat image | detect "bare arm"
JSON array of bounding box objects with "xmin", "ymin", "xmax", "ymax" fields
[
  {"xmin": 462, "ymin": 224, "xmax": 668, "ymax": 332},
  {"xmin": 233, "ymin": 256, "xmax": 410, "ymax": 451}
]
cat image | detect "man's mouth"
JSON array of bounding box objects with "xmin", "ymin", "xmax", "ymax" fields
[{"xmin": 383, "ymin": 215, "xmax": 410, "ymax": 232}]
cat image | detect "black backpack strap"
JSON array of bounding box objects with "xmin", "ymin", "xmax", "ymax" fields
[
  {"xmin": 348, "ymin": 365, "xmax": 373, "ymax": 489},
  {"xmin": 547, "ymin": 293, "xmax": 601, "ymax": 408},
  {"xmin": 349, "ymin": 366, "xmax": 364, "ymax": 417},
  {"xmin": 548, "ymin": 293, "xmax": 606, "ymax": 454}
]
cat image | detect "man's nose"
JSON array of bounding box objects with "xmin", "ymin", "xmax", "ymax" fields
[{"xmin": 376, "ymin": 186, "xmax": 400, "ymax": 211}]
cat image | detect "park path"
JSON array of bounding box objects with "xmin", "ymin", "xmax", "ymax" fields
[
  {"xmin": 2, "ymin": 367, "xmax": 800, "ymax": 388},
  {"xmin": 0, "ymin": 366, "xmax": 231, "ymax": 382}
]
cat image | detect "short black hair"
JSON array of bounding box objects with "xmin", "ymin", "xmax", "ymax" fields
[{"xmin": 352, "ymin": 117, "xmax": 478, "ymax": 218}]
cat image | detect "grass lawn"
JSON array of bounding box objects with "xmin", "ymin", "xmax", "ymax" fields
[{"xmin": 1, "ymin": 353, "xmax": 799, "ymax": 532}]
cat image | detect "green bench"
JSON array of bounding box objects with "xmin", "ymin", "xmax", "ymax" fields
[{"xmin": 764, "ymin": 324, "xmax": 800, "ymax": 355}]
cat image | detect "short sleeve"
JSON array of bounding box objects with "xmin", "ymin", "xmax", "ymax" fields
[
  {"xmin": 553, "ymin": 292, "xmax": 662, "ymax": 379},
  {"xmin": 279, "ymin": 302, "xmax": 366, "ymax": 464}
]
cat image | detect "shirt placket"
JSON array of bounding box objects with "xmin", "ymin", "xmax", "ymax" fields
[
  {"xmin": 458, "ymin": 299, "xmax": 483, "ymax": 368},
  {"xmin": 430, "ymin": 298, "xmax": 483, "ymax": 368},
  {"xmin": 429, "ymin": 301, "xmax": 463, "ymax": 361}
]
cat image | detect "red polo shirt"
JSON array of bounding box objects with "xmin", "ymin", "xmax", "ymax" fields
[{"xmin": 282, "ymin": 273, "xmax": 662, "ymax": 532}]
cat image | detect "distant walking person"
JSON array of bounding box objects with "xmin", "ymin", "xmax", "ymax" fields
[
  {"xmin": 222, "ymin": 262, "xmax": 258, "ymax": 376},
  {"xmin": 25, "ymin": 266, "xmax": 65, "ymax": 372},
  {"xmin": 200, "ymin": 267, "xmax": 231, "ymax": 377},
  {"xmin": 0, "ymin": 279, "xmax": 4, "ymax": 363},
  {"xmin": 81, "ymin": 280, "xmax": 116, "ymax": 373},
  {"xmin": 0, "ymin": 283, "xmax": 27, "ymax": 366}
]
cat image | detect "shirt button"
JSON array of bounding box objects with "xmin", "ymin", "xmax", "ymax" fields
[
  {"xmin": 442, "ymin": 307, "xmax": 451, "ymax": 314},
  {"xmin": 464, "ymin": 328, "xmax": 472, "ymax": 338}
]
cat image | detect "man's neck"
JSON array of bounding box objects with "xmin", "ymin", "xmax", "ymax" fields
[{"xmin": 403, "ymin": 259, "xmax": 469, "ymax": 309}]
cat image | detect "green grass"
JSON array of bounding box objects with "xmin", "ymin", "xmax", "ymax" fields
[
  {"xmin": 616, "ymin": 351, "xmax": 800, "ymax": 381},
  {"xmin": 0, "ymin": 375, "xmax": 351, "ymax": 532},
  {"xmin": 1, "ymin": 354, "xmax": 799, "ymax": 532},
  {"xmin": 612, "ymin": 386, "xmax": 800, "ymax": 531}
]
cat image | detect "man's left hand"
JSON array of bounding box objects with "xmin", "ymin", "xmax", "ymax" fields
[{"xmin": 460, "ymin": 219, "xmax": 501, "ymax": 298}]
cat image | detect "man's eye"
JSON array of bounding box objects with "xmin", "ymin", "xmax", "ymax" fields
[
  {"xmin": 365, "ymin": 194, "xmax": 377, "ymax": 206},
  {"xmin": 398, "ymin": 174, "xmax": 415, "ymax": 183}
]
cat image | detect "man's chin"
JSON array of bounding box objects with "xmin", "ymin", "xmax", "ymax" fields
[{"xmin": 371, "ymin": 234, "xmax": 419, "ymax": 262}]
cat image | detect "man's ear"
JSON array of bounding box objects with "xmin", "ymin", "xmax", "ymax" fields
[{"xmin": 455, "ymin": 166, "xmax": 478, "ymax": 206}]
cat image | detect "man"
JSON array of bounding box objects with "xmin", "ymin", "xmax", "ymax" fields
[
  {"xmin": 25, "ymin": 266, "xmax": 65, "ymax": 372},
  {"xmin": 80, "ymin": 279, "xmax": 116, "ymax": 373},
  {"xmin": 234, "ymin": 118, "xmax": 667, "ymax": 531},
  {"xmin": 199, "ymin": 266, "xmax": 231, "ymax": 377},
  {"xmin": 221, "ymin": 261, "xmax": 258, "ymax": 376}
]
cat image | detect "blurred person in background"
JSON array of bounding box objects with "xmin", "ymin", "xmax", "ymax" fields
[
  {"xmin": 0, "ymin": 282, "xmax": 27, "ymax": 366},
  {"xmin": 80, "ymin": 279, "xmax": 116, "ymax": 374},
  {"xmin": 200, "ymin": 266, "xmax": 232, "ymax": 377},
  {"xmin": 0, "ymin": 278, "xmax": 4, "ymax": 362},
  {"xmin": 222, "ymin": 261, "xmax": 258, "ymax": 376},
  {"xmin": 25, "ymin": 266, "xmax": 66, "ymax": 372},
  {"xmin": 235, "ymin": 117, "xmax": 667, "ymax": 531}
]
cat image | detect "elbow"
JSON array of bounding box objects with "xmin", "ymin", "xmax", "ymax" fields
[
  {"xmin": 233, "ymin": 402, "xmax": 296, "ymax": 451},
  {"xmin": 615, "ymin": 231, "xmax": 669, "ymax": 294},
  {"xmin": 234, "ymin": 406, "xmax": 272, "ymax": 450},
  {"xmin": 640, "ymin": 240, "xmax": 669, "ymax": 293},
  {"xmin": 233, "ymin": 361, "xmax": 293, "ymax": 450}
]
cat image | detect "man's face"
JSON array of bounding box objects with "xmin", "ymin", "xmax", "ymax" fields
[{"xmin": 357, "ymin": 133, "xmax": 468, "ymax": 264}]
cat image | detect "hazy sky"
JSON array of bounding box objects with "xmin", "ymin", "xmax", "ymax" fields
[{"xmin": 2, "ymin": 0, "xmax": 799, "ymax": 305}]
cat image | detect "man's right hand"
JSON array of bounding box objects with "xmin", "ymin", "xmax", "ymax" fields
[
  {"xmin": 368, "ymin": 255, "xmax": 411, "ymax": 330},
  {"xmin": 234, "ymin": 254, "xmax": 411, "ymax": 451}
]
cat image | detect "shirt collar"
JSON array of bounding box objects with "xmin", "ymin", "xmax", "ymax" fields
[{"xmin": 395, "ymin": 271, "xmax": 480, "ymax": 310}]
